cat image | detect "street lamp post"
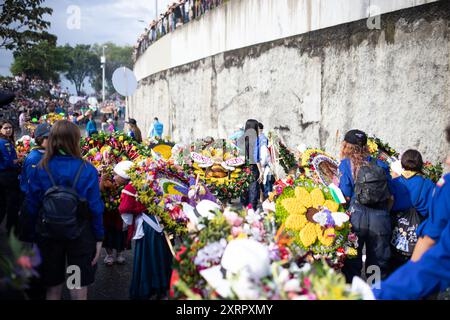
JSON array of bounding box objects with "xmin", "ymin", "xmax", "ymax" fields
[{"xmin": 101, "ymin": 45, "xmax": 107, "ymax": 103}]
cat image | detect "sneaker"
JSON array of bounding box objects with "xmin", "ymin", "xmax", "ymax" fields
[
  {"xmin": 104, "ymin": 254, "xmax": 115, "ymax": 266},
  {"xmin": 116, "ymin": 252, "xmax": 126, "ymax": 264}
]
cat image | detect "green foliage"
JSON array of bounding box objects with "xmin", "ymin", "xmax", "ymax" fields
[
  {"xmin": 0, "ymin": 0, "xmax": 56, "ymax": 51},
  {"xmin": 90, "ymin": 42, "xmax": 134, "ymax": 96},
  {"xmin": 60, "ymin": 44, "xmax": 100, "ymax": 95},
  {"xmin": 10, "ymin": 40, "xmax": 66, "ymax": 82}
]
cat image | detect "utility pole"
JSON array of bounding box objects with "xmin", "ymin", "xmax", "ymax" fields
[
  {"xmin": 101, "ymin": 45, "xmax": 107, "ymax": 103},
  {"xmin": 155, "ymin": 0, "xmax": 158, "ymax": 20}
]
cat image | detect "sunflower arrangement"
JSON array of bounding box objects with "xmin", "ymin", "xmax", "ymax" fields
[{"xmin": 274, "ymin": 177, "xmax": 357, "ymax": 268}]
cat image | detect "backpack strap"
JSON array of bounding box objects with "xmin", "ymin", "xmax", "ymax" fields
[
  {"xmin": 44, "ymin": 165, "xmax": 57, "ymax": 187},
  {"xmin": 72, "ymin": 161, "xmax": 85, "ymax": 189}
]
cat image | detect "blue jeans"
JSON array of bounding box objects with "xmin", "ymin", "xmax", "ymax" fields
[{"xmin": 342, "ymin": 200, "xmax": 392, "ymax": 282}]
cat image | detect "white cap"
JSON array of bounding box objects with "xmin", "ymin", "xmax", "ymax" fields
[{"xmin": 113, "ymin": 161, "xmax": 134, "ymax": 180}]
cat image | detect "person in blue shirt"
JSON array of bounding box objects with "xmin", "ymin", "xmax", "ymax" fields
[
  {"xmin": 147, "ymin": 117, "xmax": 164, "ymax": 139},
  {"xmin": 373, "ymin": 125, "xmax": 450, "ymax": 299},
  {"xmin": 388, "ymin": 149, "xmax": 435, "ymax": 273},
  {"xmin": 126, "ymin": 118, "xmax": 143, "ymax": 143},
  {"xmin": 0, "ymin": 119, "xmax": 20, "ymax": 235},
  {"xmin": 85, "ymin": 110, "xmax": 98, "ymax": 137},
  {"xmin": 26, "ymin": 120, "xmax": 104, "ymax": 300},
  {"xmin": 338, "ymin": 129, "xmax": 393, "ymax": 283}
]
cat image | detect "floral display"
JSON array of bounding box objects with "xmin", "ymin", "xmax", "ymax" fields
[
  {"xmin": 368, "ymin": 136, "xmax": 399, "ymax": 163},
  {"xmin": 143, "ymin": 137, "xmax": 175, "ymax": 160},
  {"xmin": 272, "ymin": 177, "xmax": 357, "ymax": 268},
  {"xmin": 0, "ymin": 233, "xmax": 41, "ymax": 296},
  {"xmin": 268, "ymin": 131, "xmax": 297, "ymax": 177},
  {"xmin": 128, "ymin": 158, "xmax": 196, "ymax": 236},
  {"xmin": 174, "ymin": 138, "xmax": 253, "ymax": 202},
  {"xmin": 81, "ymin": 131, "xmax": 150, "ymax": 171},
  {"xmin": 423, "ymin": 161, "xmax": 444, "ymax": 183},
  {"xmin": 300, "ymin": 149, "xmax": 339, "ymax": 186},
  {"xmin": 172, "ymin": 204, "xmax": 363, "ymax": 300},
  {"xmin": 40, "ymin": 112, "xmax": 66, "ymax": 125},
  {"xmin": 15, "ymin": 135, "xmax": 35, "ymax": 161}
]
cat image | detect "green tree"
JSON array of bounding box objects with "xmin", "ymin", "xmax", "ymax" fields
[
  {"xmin": 10, "ymin": 40, "xmax": 66, "ymax": 82},
  {"xmin": 0, "ymin": 0, "xmax": 56, "ymax": 51},
  {"xmin": 61, "ymin": 44, "xmax": 100, "ymax": 95},
  {"xmin": 90, "ymin": 42, "xmax": 133, "ymax": 95}
]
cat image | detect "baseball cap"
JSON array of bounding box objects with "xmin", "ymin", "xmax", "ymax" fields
[
  {"xmin": 344, "ymin": 129, "xmax": 367, "ymax": 147},
  {"xmin": 34, "ymin": 123, "xmax": 51, "ymax": 139},
  {"xmin": 126, "ymin": 118, "xmax": 137, "ymax": 125}
]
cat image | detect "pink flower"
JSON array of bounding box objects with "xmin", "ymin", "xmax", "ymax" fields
[
  {"xmin": 231, "ymin": 226, "xmax": 243, "ymax": 237},
  {"xmin": 303, "ymin": 277, "xmax": 311, "ymax": 289},
  {"xmin": 348, "ymin": 233, "xmax": 357, "ymax": 242},
  {"xmin": 16, "ymin": 256, "xmax": 32, "ymax": 269}
]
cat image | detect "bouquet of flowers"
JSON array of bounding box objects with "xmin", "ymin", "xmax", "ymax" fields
[
  {"xmin": 15, "ymin": 135, "xmax": 35, "ymax": 161},
  {"xmin": 423, "ymin": 161, "xmax": 444, "ymax": 183},
  {"xmin": 368, "ymin": 136, "xmax": 399, "ymax": 162},
  {"xmin": 40, "ymin": 112, "xmax": 65, "ymax": 125},
  {"xmin": 0, "ymin": 233, "xmax": 41, "ymax": 297},
  {"xmin": 128, "ymin": 158, "xmax": 193, "ymax": 236},
  {"xmin": 273, "ymin": 177, "xmax": 357, "ymax": 268},
  {"xmin": 81, "ymin": 131, "xmax": 149, "ymax": 171}
]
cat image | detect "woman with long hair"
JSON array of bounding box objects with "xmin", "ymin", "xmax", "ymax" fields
[
  {"xmin": 338, "ymin": 130, "xmax": 393, "ymax": 283},
  {"xmin": 125, "ymin": 118, "xmax": 142, "ymax": 143},
  {"xmin": 0, "ymin": 119, "xmax": 20, "ymax": 234},
  {"xmin": 26, "ymin": 120, "xmax": 104, "ymax": 300},
  {"xmin": 238, "ymin": 119, "xmax": 263, "ymax": 211}
]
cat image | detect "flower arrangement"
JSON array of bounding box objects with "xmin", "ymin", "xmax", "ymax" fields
[
  {"xmin": 273, "ymin": 177, "xmax": 357, "ymax": 268},
  {"xmin": 368, "ymin": 136, "xmax": 399, "ymax": 162},
  {"xmin": 0, "ymin": 233, "xmax": 41, "ymax": 296},
  {"xmin": 423, "ymin": 161, "xmax": 444, "ymax": 183},
  {"xmin": 128, "ymin": 158, "xmax": 193, "ymax": 236},
  {"xmin": 142, "ymin": 137, "xmax": 176, "ymax": 160},
  {"xmin": 40, "ymin": 112, "xmax": 65, "ymax": 125},
  {"xmin": 300, "ymin": 149, "xmax": 339, "ymax": 186},
  {"xmin": 80, "ymin": 131, "xmax": 150, "ymax": 171},
  {"xmin": 186, "ymin": 138, "xmax": 253, "ymax": 202},
  {"xmin": 15, "ymin": 135, "xmax": 35, "ymax": 160}
]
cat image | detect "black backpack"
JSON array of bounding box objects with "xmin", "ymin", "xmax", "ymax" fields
[
  {"xmin": 36, "ymin": 162, "xmax": 88, "ymax": 240},
  {"xmin": 354, "ymin": 158, "xmax": 390, "ymax": 206}
]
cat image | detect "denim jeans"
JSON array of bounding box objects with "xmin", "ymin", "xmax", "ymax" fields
[{"xmin": 342, "ymin": 200, "xmax": 392, "ymax": 283}]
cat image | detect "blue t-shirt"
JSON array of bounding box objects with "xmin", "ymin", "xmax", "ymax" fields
[
  {"xmin": 417, "ymin": 174, "xmax": 450, "ymax": 241},
  {"xmin": 20, "ymin": 148, "xmax": 45, "ymax": 193},
  {"xmin": 27, "ymin": 156, "xmax": 104, "ymax": 240},
  {"xmin": 390, "ymin": 174, "xmax": 435, "ymax": 216},
  {"xmin": 338, "ymin": 157, "xmax": 392, "ymax": 200},
  {"xmin": 0, "ymin": 137, "xmax": 18, "ymax": 171},
  {"xmin": 86, "ymin": 119, "xmax": 98, "ymax": 136}
]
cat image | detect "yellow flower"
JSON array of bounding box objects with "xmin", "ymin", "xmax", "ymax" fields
[
  {"xmin": 318, "ymin": 227, "xmax": 336, "ymax": 247},
  {"xmin": 285, "ymin": 214, "xmax": 308, "ymax": 231},
  {"xmin": 347, "ymin": 247, "xmax": 358, "ymax": 256},
  {"xmin": 323, "ymin": 199, "xmax": 339, "ymax": 212},
  {"xmin": 119, "ymin": 136, "xmax": 124, "ymax": 142},
  {"xmin": 368, "ymin": 139, "xmax": 378, "ymax": 154},
  {"xmin": 295, "ymin": 187, "xmax": 312, "ymax": 208},
  {"xmin": 281, "ymin": 198, "xmax": 307, "ymax": 215},
  {"xmin": 310, "ymin": 188, "xmax": 325, "ymax": 208},
  {"xmin": 237, "ymin": 233, "xmax": 248, "ymax": 239},
  {"xmin": 299, "ymin": 222, "xmax": 317, "ymax": 247}
]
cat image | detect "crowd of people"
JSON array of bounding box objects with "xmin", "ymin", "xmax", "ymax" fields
[
  {"xmin": 2, "ymin": 78, "xmax": 450, "ymax": 300},
  {"xmin": 133, "ymin": 0, "xmax": 228, "ymax": 61}
]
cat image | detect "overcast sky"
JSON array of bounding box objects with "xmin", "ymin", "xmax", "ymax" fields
[{"xmin": 0, "ymin": 0, "xmax": 173, "ymax": 92}]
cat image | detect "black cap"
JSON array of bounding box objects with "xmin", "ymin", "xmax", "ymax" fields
[
  {"xmin": 34, "ymin": 123, "xmax": 51, "ymax": 139},
  {"xmin": 126, "ymin": 118, "xmax": 137, "ymax": 125},
  {"xmin": 344, "ymin": 129, "xmax": 367, "ymax": 147}
]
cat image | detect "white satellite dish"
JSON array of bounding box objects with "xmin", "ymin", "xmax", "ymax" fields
[{"xmin": 112, "ymin": 67, "xmax": 137, "ymax": 97}]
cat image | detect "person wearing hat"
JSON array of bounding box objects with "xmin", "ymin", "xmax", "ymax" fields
[
  {"xmin": 338, "ymin": 129, "xmax": 393, "ymax": 283},
  {"xmin": 116, "ymin": 160, "xmax": 173, "ymax": 299},
  {"xmin": 99, "ymin": 161, "xmax": 133, "ymax": 266},
  {"xmin": 125, "ymin": 118, "xmax": 143, "ymax": 143}
]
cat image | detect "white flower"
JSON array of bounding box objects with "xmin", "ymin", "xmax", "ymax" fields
[
  {"xmin": 284, "ymin": 279, "xmax": 301, "ymax": 292},
  {"xmin": 194, "ymin": 239, "xmax": 228, "ymax": 267}
]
